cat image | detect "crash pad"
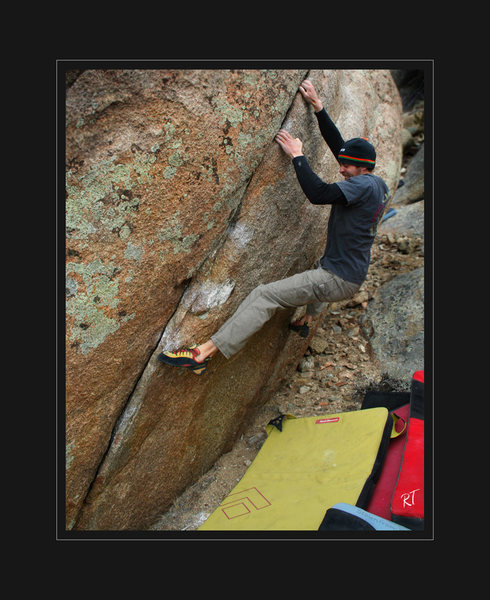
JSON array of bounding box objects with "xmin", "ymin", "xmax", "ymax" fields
[
  {"xmin": 199, "ymin": 407, "xmax": 392, "ymax": 531},
  {"xmin": 366, "ymin": 403, "xmax": 410, "ymax": 520},
  {"xmin": 391, "ymin": 370, "xmax": 425, "ymax": 530},
  {"xmin": 360, "ymin": 388, "xmax": 411, "ymax": 522}
]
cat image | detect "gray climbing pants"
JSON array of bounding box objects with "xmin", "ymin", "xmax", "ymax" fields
[{"xmin": 211, "ymin": 264, "xmax": 360, "ymax": 358}]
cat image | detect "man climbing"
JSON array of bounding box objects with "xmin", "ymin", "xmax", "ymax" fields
[{"xmin": 158, "ymin": 79, "xmax": 390, "ymax": 375}]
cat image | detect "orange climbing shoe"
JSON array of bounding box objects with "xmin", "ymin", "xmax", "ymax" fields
[{"xmin": 157, "ymin": 344, "xmax": 209, "ymax": 375}]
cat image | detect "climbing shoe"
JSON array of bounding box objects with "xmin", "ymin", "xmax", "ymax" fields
[
  {"xmin": 289, "ymin": 320, "xmax": 311, "ymax": 338},
  {"xmin": 157, "ymin": 344, "xmax": 210, "ymax": 375}
]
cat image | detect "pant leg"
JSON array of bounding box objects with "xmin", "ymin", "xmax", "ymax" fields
[
  {"xmin": 305, "ymin": 299, "xmax": 326, "ymax": 318},
  {"xmin": 211, "ymin": 266, "xmax": 359, "ymax": 358},
  {"xmin": 305, "ymin": 261, "xmax": 326, "ymax": 318},
  {"xmin": 305, "ymin": 267, "xmax": 360, "ymax": 317}
]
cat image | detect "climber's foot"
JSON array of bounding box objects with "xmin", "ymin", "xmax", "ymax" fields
[
  {"xmin": 289, "ymin": 318, "xmax": 311, "ymax": 338},
  {"xmin": 158, "ymin": 344, "xmax": 210, "ymax": 375}
]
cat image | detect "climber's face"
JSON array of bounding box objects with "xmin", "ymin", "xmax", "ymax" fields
[{"xmin": 339, "ymin": 162, "xmax": 368, "ymax": 180}]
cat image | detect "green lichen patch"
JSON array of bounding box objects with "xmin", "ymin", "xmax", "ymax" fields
[
  {"xmin": 66, "ymin": 153, "xmax": 155, "ymax": 242},
  {"xmin": 157, "ymin": 212, "xmax": 200, "ymax": 255},
  {"xmin": 66, "ymin": 258, "xmax": 135, "ymax": 354}
]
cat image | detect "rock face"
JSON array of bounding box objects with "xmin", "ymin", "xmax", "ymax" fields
[
  {"xmin": 365, "ymin": 267, "xmax": 424, "ymax": 383},
  {"xmin": 392, "ymin": 144, "xmax": 424, "ymax": 205},
  {"xmin": 65, "ymin": 68, "xmax": 402, "ymax": 530}
]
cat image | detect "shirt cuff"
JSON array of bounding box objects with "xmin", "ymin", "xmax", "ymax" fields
[{"xmin": 292, "ymin": 155, "xmax": 306, "ymax": 166}]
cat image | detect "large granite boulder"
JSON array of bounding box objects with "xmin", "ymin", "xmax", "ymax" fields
[{"xmin": 65, "ymin": 68, "xmax": 402, "ymax": 530}]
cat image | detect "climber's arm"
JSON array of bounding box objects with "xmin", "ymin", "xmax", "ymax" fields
[
  {"xmin": 299, "ymin": 79, "xmax": 344, "ymax": 159},
  {"xmin": 314, "ymin": 108, "xmax": 345, "ymax": 160},
  {"xmin": 292, "ymin": 155, "xmax": 346, "ymax": 205},
  {"xmin": 275, "ymin": 129, "xmax": 346, "ymax": 205}
]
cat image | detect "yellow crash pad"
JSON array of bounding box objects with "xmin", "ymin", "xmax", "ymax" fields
[{"xmin": 199, "ymin": 407, "xmax": 390, "ymax": 531}]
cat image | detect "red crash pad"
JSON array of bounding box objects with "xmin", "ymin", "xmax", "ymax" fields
[
  {"xmin": 366, "ymin": 403, "xmax": 410, "ymax": 521},
  {"xmin": 390, "ymin": 370, "xmax": 425, "ymax": 530}
]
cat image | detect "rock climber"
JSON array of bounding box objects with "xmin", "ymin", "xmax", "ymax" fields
[{"xmin": 158, "ymin": 79, "xmax": 391, "ymax": 375}]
